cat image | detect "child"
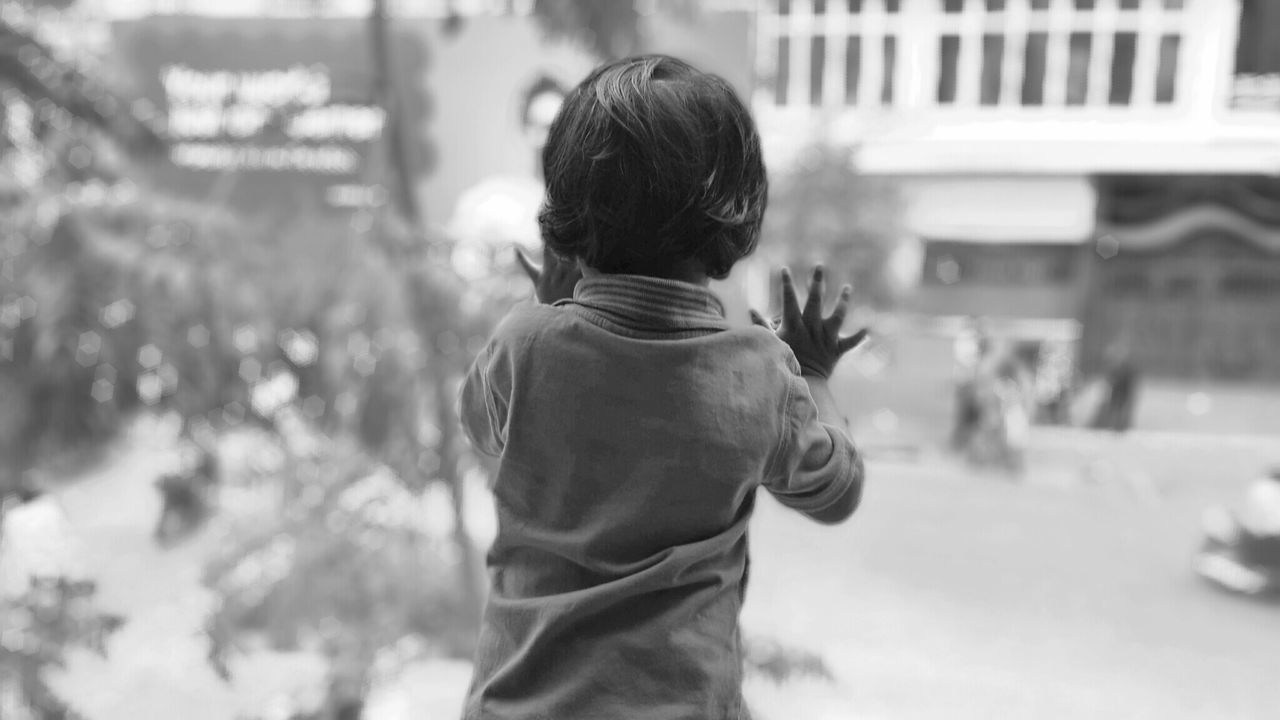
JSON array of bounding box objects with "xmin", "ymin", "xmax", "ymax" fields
[{"xmin": 459, "ymin": 55, "xmax": 866, "ymax": 720}]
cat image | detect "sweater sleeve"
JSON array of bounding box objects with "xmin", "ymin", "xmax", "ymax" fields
[
  {"xmin": 762, "ymin": 364, "xmax": 864, "ymax": 518},
  {"xmin": 459, "ymin": 338, "xmax": 511, "ymax": 458}
]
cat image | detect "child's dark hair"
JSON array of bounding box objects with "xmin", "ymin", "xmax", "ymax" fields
[{"xmin": 538, "ymin": 54, "xmax": 767, "ymax": 280}]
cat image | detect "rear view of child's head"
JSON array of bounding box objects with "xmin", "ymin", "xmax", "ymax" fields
[{"xmin": 538, "ymin": 54, "xmax": 767, "ymax": 281}]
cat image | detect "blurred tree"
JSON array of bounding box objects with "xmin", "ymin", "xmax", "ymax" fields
[
  {"xmin": 1, "ymin": 0, "xmax": 167, "ymax": 500},
  {"xmin": 530, "ymin": 0, "xmax": 643, "ymax": 60},
  {"xmin": 761, "ymin": 144, "xmax": 905, "ymax": 309},
  {"xmin": 202, "ymin": 431, "xmax": 476, "ymax": 719},
  {"xmin": 0, "ymin": 4, "xmax": 163, "ymax": 156},
  {"xmin": 0, "ymin": 577, "xmax": 125, "ymax": 720}
]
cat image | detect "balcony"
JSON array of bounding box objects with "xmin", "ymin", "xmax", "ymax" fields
[{"xmin": 754, "ymin": 0, "xmax": 1280, "ymax": 174}]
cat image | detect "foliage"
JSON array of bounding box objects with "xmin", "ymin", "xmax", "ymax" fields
[
  {"xmin": 529, "ymin": 0, "xmax": 642, "ymax": 60},
  {"xmin": 0, "ymin": 4, "xmax": 165, "ymax": 163},
  {"xmin": 0, "ymin": 577, "xmax": 125, "ymax": 720},
  {"xmin": 760, "ymin": 144, "xmax": 905, "ymax": 309},
  {"xmin": 1, "ymin": 2, "xmax": 647, "ymax": 717},
  {"xmin": 202, "ymin": 428, "xmax": 477, "ymax": 691},
  {"xmin": 0, "ymin": 185, "xmax": 522, "ymax": 707},
  {"xmin": 1, "ymin": 191, "xmax": 249, "ymax": 493},
  {"xmin": 522, "ymin": 0, "xmax": 700, "ymax": 61}
]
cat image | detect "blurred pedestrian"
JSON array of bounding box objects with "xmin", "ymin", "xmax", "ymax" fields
[
  {"xmin": 460, "ymin": 55, "xmax": 867, "ymax": 720},
  {"xmin": 950, "ymin": 316, "xmax": 991, "ymax": 453},
  {"xmin": 1090, "ymin": 342, "xmax": 1140, "ymax": 432},
  {"xmin": 152, "ymin": 439, "xmax": 219, "ymax": 546},
  {"xmin": 1197, "ymin": 466, "xmax": 1280, "ymax": 594},
  {"xmin": 963, "ymin": 342, "xmax": 1030, "ymax": 476}
]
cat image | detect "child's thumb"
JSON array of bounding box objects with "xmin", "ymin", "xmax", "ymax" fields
[{"xmin": 514, "ymin": 247, "xmax": 539, "ymax": 281}]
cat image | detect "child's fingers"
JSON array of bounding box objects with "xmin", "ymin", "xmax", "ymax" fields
[
  {"xmin": 826, "ymin": 285, "xmax": 852, "ymax": 333},
  {"xmin": 837, "ymin": 328, "xmax": 870, "ymax": 355},
  {"xmin": 779, "ymin": 267, "xmax": 801, "ymax": 327},
  {"xmin": 748, "ymin": 308, "xmax": 772, "ymax": 330},
  {"xmin": 514, "ymin": 247, "xmax": 540, "ymax": 283},
  {"xmin": 803, "ymin": 265, "xmax": 825, "ymax": 323}
]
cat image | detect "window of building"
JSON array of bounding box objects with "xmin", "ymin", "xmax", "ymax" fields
[
  {"xmin": 1065, "ymin": 33, "xmax": 1092, "ymax": 105},
  {"xmin": 845, "ymin": 35, "xmax": 862, "ymax": 103},
  {"xmin": 1109, "ymin": 32, "xmax": 1137, "ymax": 105},
  {"xmin": 922, "ymin": 242, "xmax": 1079, "ymax": 286},
  {"xmin": 1108, "ymin": 272, "xmax": 1150, "ymax": 298},
  {"xmin": 811, "ymin": 35, "xmax": 827, "ymax": 105},
  {"xmin": 1221, "ymin": 272, "xmax": 1280, "ymax": 297},
  {"xmin": 979, "ymin": 33, "xmax": 1004, "ymax": 105},
  {"xmin": 882, "ymin": 35, "xmax": 898, "ymax": 103},
  {"xmin": 1021, "ymin": 32, "xmax": 1048, "ymax": 106},
  {"xmin": 1164, "ymin": 275, "xmax": 1200, "ymax": 298},
  {"xmin": 1155, "ymin": 34, "xmax": 1181, "ymax": 104},
  {"xmin": 775, "ymin": 35, "xmax": 791, "ymax": 105},
  {"xmin": 938, "ymin": 35, "xmax": 961, "ymax": 103}
]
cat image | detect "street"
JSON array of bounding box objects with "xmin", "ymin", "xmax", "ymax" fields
[{"xmin": 743, "ymin": 434, "xmax": 1280, "ymax": 719}]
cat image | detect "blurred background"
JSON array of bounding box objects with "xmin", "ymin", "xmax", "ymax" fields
[{"xmin": 2, "ymin": 0, "xmax": 1279, "ymax": 718}]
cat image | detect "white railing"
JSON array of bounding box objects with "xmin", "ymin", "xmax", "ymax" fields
[
  {"xmin": 93, "ymin": 0, "xmax": 530, "ymax": 19},
  {"xmin": 755, "ymin": 0, "xmax": 1225, "ymax": 113}
]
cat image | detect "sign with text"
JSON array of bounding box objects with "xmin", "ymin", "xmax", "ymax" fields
[{"xmin": 114, "ymin": 18, "xmax": 429, "ymax": 218}]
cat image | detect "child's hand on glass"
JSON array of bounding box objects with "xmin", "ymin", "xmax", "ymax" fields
[
  {"xmin": 516, "ymin": 246, "xmax": 583, "ymax": 304},
  {"xmin": 750, "ymin": 266, "xmax": 868, "ymax": 379}
]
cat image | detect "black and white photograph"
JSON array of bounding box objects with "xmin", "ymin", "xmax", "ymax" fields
[{"xmin": 2, "ymin": 1, "xmax": 1279, "ymax": 718}]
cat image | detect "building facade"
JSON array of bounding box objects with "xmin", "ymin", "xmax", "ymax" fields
[
  {"xmin": 90, "ymin": 0, "xmax": 1280, "ymax": 380},
  {"xmin": 751, "ymin": 0, "xmax": 1280, "ymax": 381}
]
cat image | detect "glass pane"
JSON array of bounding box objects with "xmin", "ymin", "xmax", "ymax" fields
[
  {"xmin": 1074, "ymin": 0, "xmax": 1096, "ymax": 8},
  {"xmin": 779, "ymin": 0, "xmax": 792, "ymax": 15},
  {"xmin": 882, "ymin": 36, "xmax": 898, "ymax": 104},
  {"xmin": 1155, "ymin": 34, "xmax": 1180, "ymax": 103},
  {"xmin": 1221, "ymin": 273, "xmax": 1280, "ymax": 297},
  {"xmin": 847, "ymin": 0, "xmax": 863, "ymax": 11},
  {"xmin": 776, "ymin": 36, "xmax": 791, "ymax": 105},
  {"xmin": 986, "ymin": 0, "xmax": 1007, "ymax": 9},
  {"xmin": 1066, "ymin": 33, "xmax": 1092, "ymax": 105},
  {"xmin": 938, "ymin": 35, "xmax": 961, "ymax": 103},
  {"xmin": 1021, "ymin": 32, "xmax": 1047, "ymax": 105},
  {"xmin": 811, "ymin": 36, "xmax": 826, "ymax": 106},
  {"xmin": 1031, "ymin": 0, "xmax": 1052, "ymax": 9},
  {"xmin": 1119, "ymin": 0, "xmax": 1140, "ymax": 8},
  {"xmin": 1109, "ymin": 32, "xmax": 1136, "ymax": 105},
  {"xmin": 980, "ymin": 34, "xmax": 1004, "ymax": 105},
  {"xmin": 945, "ymin": 0, "xmax": 965, "ymax": 12},
  {"xmin": 846, "ymin": 35, "xmax": 862, "ymax": 104},
  {"xmin": 1163, "ymin": 0, "xmax": 1185, "ymax": 8},
  {"xmin": 814, "ymin": 0, "xmax": 828, "ymax": 13},
  {"xmin": 1233, "ymin": 0, "xmax": 1280, "ymax": 75},
  {"xmin": 885, "ymin": 0, "xmax": 901, "ymax": 12}
]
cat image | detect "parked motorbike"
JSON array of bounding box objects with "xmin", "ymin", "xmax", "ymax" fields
[{"xmin": 1194, "ymin": 505, "xmax": 1280, "ymax": 598}]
